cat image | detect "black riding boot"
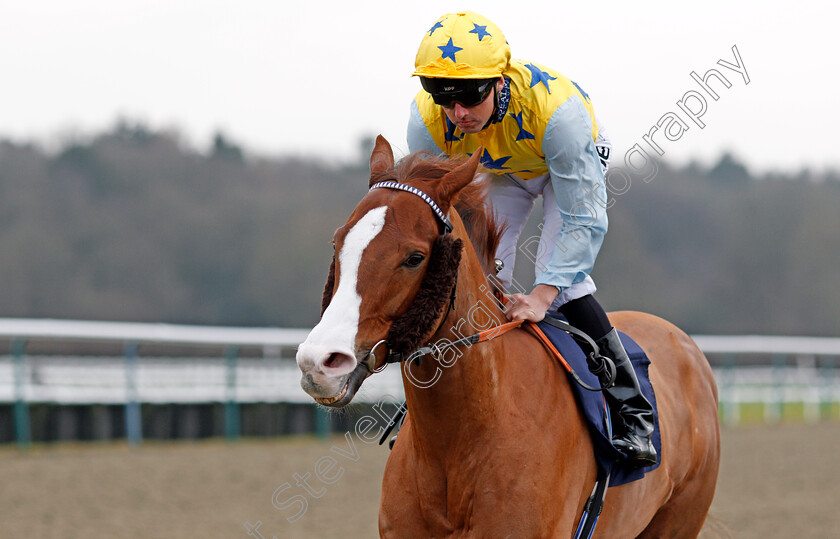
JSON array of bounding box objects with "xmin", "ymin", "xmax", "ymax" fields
[{"xmin": 595, "ymin": 328, "xmax": 658, "ymax": 467}]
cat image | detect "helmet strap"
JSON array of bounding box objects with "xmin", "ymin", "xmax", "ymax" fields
[{"xmin": 480, "ymin": 85, "xmax": 500, "ymax": 131}]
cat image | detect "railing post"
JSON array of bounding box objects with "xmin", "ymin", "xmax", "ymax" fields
[
  {"xmin": 225, "ymin": 346, "xmax": 240, "ymax": 441},
  {"xmin": 801, "ymin": 355, "xmax": 819, "ymax": 424},
  {"xmin": 12, "ymin": 339, "xmax": 30, "ymax": 448},
  {"xmin": 768, "ymin": 353, "xmax": 785, "ymax": 424},
  {"xmin": 721, "ymin": 354, "xmax": 739, "ymax": 426},
  {"xmin": 124, "ymin": 342, "xmax": 142, "ymax": 445},
  {"xmin": 822, "ymin": 355, "xmax": 837, "ymax": 420},
  {"xmin": 315, "ymin": 406, "xmax": 331, "ymax": 440}
]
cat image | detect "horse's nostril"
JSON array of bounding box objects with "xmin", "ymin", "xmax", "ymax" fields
[
  {"xmin": 320, "ymin": 351, "xmax": 356, "ymax": 375},
  {"xmin": 324, "ymin": 353, "xmax": 339, "ymax": 368}
]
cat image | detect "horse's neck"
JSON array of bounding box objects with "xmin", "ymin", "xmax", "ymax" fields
[{"xmin": 400, "ymin": 243, "xmax": 509, "ymax": 443}]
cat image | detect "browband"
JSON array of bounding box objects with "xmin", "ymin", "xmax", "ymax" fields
[{"xmin": 369, "ymin": 181, "xmax": 453, "ymax": 234}]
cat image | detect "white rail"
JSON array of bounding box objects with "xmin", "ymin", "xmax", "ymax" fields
[
  {"xmin": 691, "ymin": 334, "xmax": 840, "ymax": 356},
  {"xmin": 2, "ymin": 318, "xmax": 837, "ymax": 355},
  {"xmin": 0, "ymin": 318, "xmax": 309, "ymax": 347},
  {"xmin": 1, "ymin": 319, "xmax": 838, "ymax": 432}
]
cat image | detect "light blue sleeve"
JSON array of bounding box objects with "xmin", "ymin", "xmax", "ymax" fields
[
  {"xmin": 407, "ymin": 99, "xmax": 444, "ymax": 155},
  {"xmin": 537, "ymin": 96, "xmax": 608, "ymax": 292}
]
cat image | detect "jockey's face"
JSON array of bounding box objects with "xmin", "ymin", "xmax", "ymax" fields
[{"xmin": 441, "ymin": 78, "xmax": 504, "ymax": 134}]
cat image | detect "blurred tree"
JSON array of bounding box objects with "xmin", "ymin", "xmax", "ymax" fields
[
  {"xmin": 0, "ymin": 124, "xmax": 837, "ymax": 335},
  {"xmin": 707, "ymin": 153, "xmax": 750, "ymax": 184},
  {"xmin": 355, "ymin": 134, "xmax": 376, "ymax": 170},
  {"xmin": 211, "ymin": 131, "xmax": 244, "ymax": 163},
  {"xmin": 112, "ymin": 117, "xmax": 154, "ymax": 145}
]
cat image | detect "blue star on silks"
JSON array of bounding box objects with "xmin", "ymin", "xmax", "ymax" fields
[
  {"xmin": 445, "ymin": 117, "xmax": 463, "ymax": 142},
  {"xmin": 572, "ymin": 81, "xmax": 591, "ymax": 103},
  {"xmin": 438, "ymin": 38, "xmax": 462, "ymax": 62},
  {"xmin": 509, "ymin": 112, "xmax": 535, "ymax": 141},
  {"xmin": 469, "ymin": 23, "xmax": 491, "ymax": 41},
  {"xmin": 524, "ymin": 63, "xmax": 556, "ymax": 93},
  {"xmin": 479, "ymin": 149, "xmax": 512, "ymax": 170},
  {"xmin": 428, "ymin": 20, "xmax": 445, "ymax": 36}
]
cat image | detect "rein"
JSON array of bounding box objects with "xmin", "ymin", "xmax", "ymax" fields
[
  {"xmin": 394, "ymin": 318, "xmax": 525, "ymax": 366},
  {"xmin": 533, "ymin": 317, "xmax": 617, "ymax": 391}
]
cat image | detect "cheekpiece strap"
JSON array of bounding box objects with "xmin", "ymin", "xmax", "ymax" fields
[{"xmin": 369, "ymin": 181, "xmax": 453, "ymax": 234}]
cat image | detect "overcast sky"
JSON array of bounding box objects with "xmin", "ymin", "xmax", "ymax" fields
[{"xmin": 2, "ymin": 0, "xmax": 837, "ymax": 173}]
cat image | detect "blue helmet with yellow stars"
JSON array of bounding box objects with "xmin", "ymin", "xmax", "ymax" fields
[{"xmin": 413, "ymin": 11, "xmax": 510, "ymax": 79}]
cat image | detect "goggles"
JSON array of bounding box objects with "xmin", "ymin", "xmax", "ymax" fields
[{"xmin": 420, "ymin": 77, "xmax": 498, "ymax": 108}]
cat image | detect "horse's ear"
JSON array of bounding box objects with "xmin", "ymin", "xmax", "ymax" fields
[
  {"xmin": 369, "ymin": 135, "xmax": 394, "ymax": 186},
  {"xmin": 437, "ymin": 147, "xmax": 482, "ymax": 204}
]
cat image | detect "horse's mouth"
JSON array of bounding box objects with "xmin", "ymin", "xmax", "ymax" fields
[
  {"xmin": 314, "ymin": 383, "xmax": 348, "ymax": 405},
  {"xmin": 314, "ymin": 363, "xmax": 369, "ymax": 408}
]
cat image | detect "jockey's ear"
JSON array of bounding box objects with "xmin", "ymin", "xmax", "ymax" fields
[
  {"xmin": 436, "ymin": 147, "xmax": 481, "ymax": 206},
  {"xmin": 369, "ymin": 135, "xmax": 394, "ymax": 185}
]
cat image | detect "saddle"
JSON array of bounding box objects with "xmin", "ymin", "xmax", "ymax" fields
[{"xmin": 532, "ymin": 316, "xmax": 662, "ymax": 487}]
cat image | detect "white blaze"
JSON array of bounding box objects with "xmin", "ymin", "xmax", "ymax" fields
[{"xmin": 297, "ymin": 206, "xmax": 388, "ymax": 369}]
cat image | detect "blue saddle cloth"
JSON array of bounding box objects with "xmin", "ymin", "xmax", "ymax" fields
[{"xmin": 536, "ymin": 319, "xmax": 662, "ymax": 487}]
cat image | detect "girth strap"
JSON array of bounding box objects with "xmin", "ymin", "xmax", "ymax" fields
[{"xmin": 573, "ymin": 466, "xmax": 611, "ymax": 539}]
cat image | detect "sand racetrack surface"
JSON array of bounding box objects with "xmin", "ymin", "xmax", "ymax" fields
[{"xmin": 2, "ymin": 422, "xmax": 839, "ymax": 538}]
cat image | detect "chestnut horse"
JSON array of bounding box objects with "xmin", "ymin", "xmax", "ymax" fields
[{"xmin": 296, "ymin": 136, "xmax": 720, "ymax": 538}]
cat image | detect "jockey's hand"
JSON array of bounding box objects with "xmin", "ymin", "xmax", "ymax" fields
[{"xmin": 504, "ymin": 284, "xmax": 559, "ymax": 322}]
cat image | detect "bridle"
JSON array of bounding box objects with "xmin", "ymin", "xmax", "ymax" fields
[
  {"xmin": 369, "ymin": 181, "xmax": 453, "ymax": 233},
  {"xmin": 330, "ymin": 180, "xmax": 519, "ymax": 374},
  {"xmin": 329, "ymin": 179, "xmax": 614, "ymax": 448},
  {"xmin": 326, "ymin": 180, "xmax": 612, "ymax": 389},
  {"xmin": 358, "ymin": 181, "xmax": 462, "ymax": 372},
  {"xmin": 361, "ymin": 265, "xmax": 460, "ymax": 373}
]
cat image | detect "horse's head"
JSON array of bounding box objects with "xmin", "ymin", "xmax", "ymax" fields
[{"xmin": 296, "ymin": 136, "xmax": 481, "ymax": 407}]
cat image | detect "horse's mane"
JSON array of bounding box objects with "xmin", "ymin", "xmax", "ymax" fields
[{"xmin": 371, "ymin": 151, "xmax": 505, "ymax": 282}]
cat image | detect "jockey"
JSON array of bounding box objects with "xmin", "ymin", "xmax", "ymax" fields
[{"xmin": 407, "ymin": 11, "xmax": 657, "ymax": 467}]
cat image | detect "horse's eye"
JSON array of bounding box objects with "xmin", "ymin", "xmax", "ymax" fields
[{"xmin": 403, "ymin": 253, "xmax": 425, "ymax": 268}]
